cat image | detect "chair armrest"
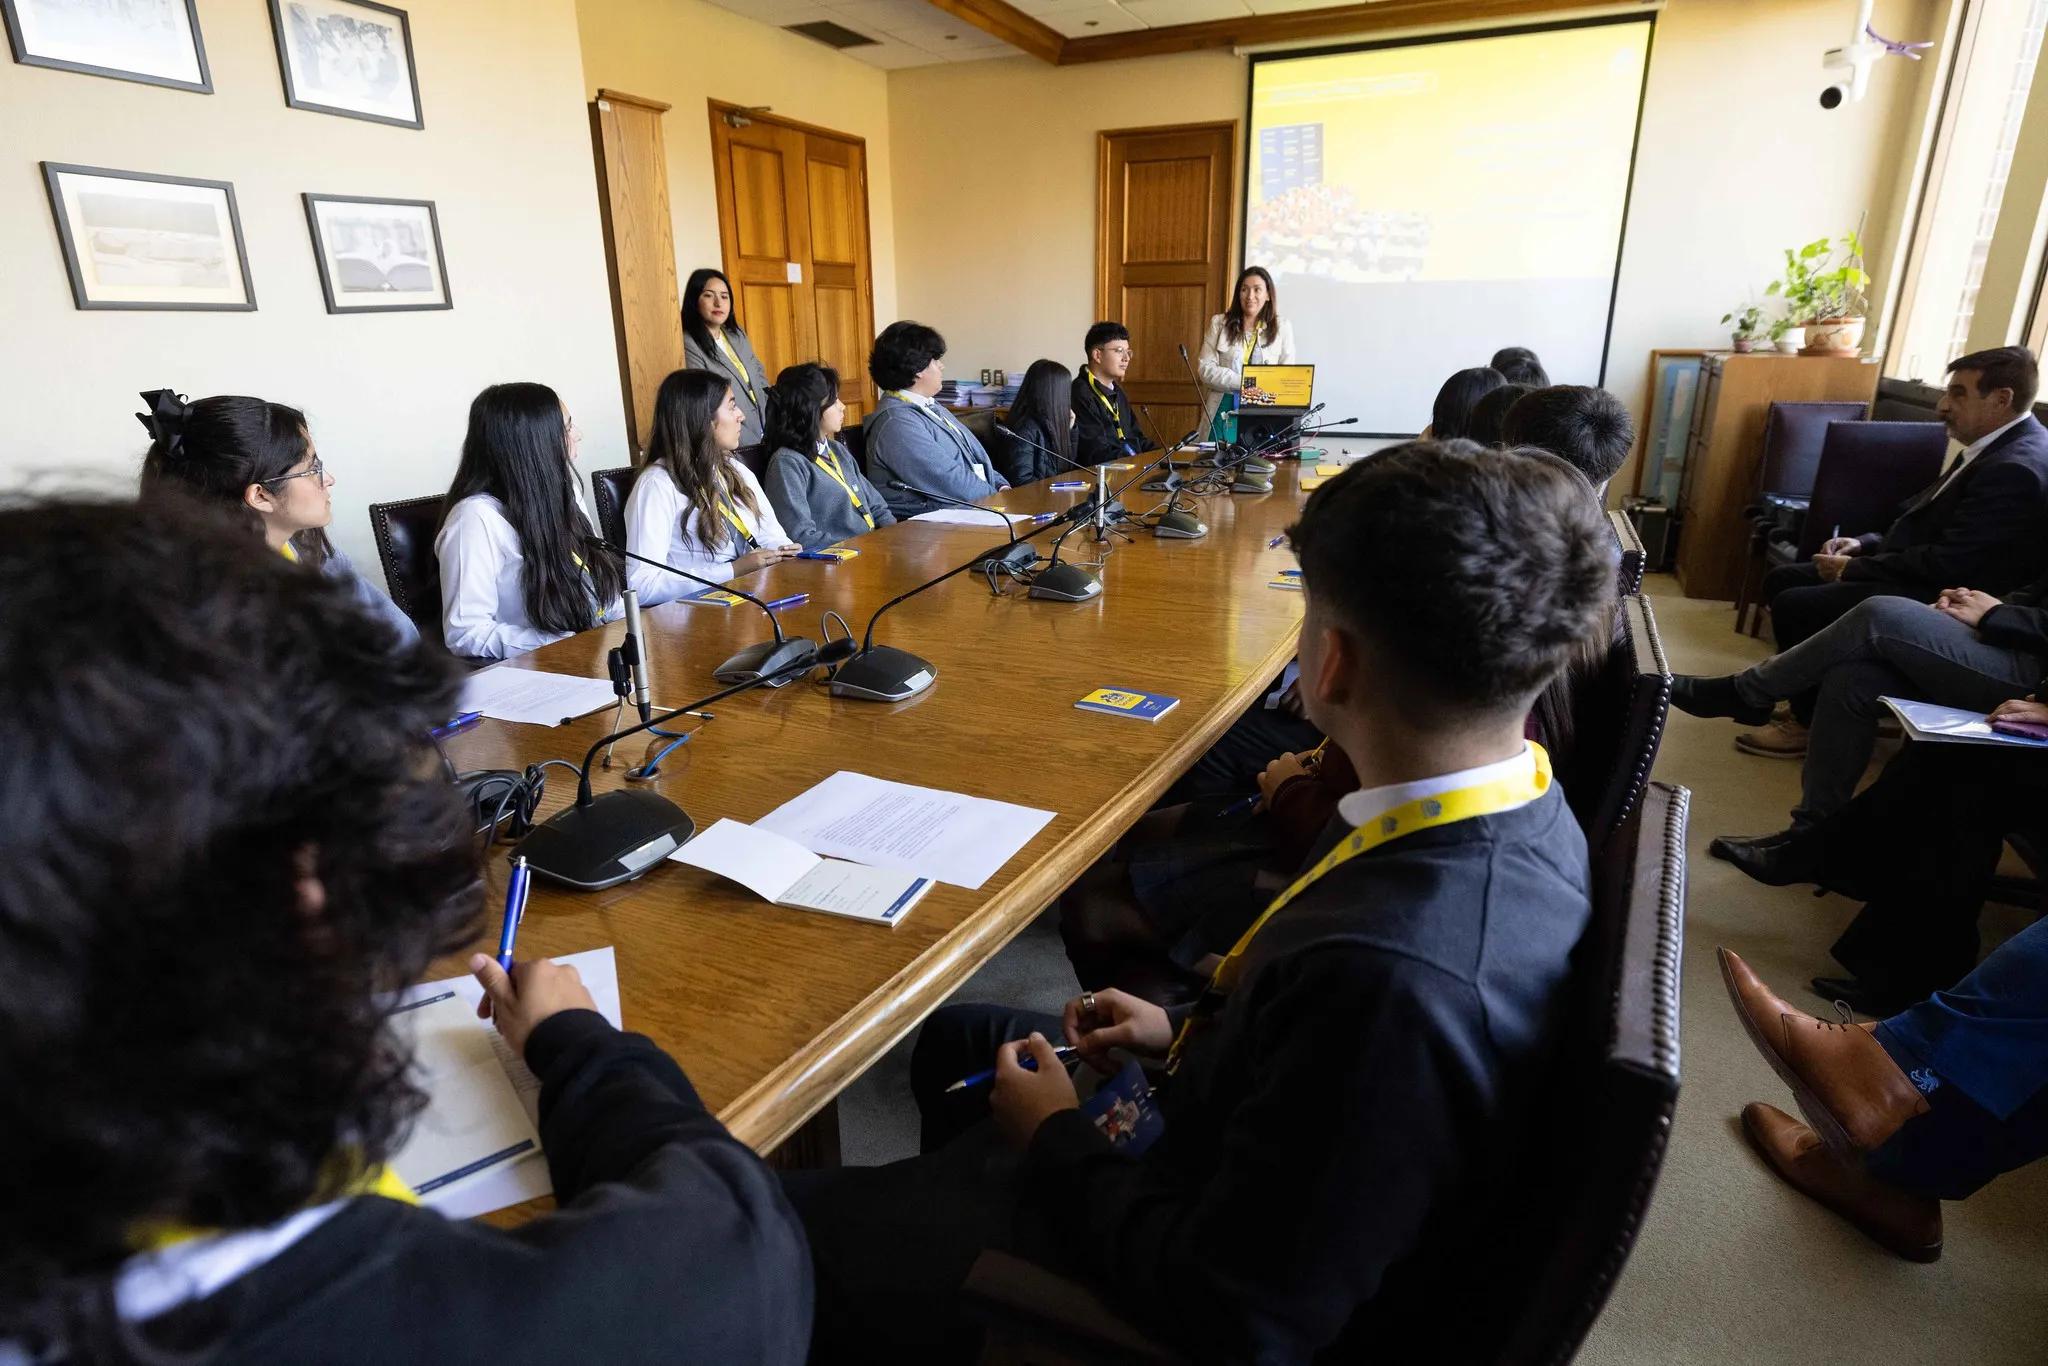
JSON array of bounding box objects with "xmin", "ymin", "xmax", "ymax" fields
[{"xmin": 962, "ymin": 1250, "xmax": 1185, "ymax": 1363}]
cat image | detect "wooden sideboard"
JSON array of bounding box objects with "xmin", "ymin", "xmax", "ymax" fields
[{"xmin": 1672, "ymin": 352, "xmax": 1880, "ymax": 600}]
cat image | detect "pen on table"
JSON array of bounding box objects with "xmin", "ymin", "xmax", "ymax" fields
[
  {"xmin": 496, "ymin": 855, "xmax": 531, "ymax": 972},
  {"xmin": 763, "ymin": 593, "xmax": 809, "ymax": 611},
  {"xmin": 797, "ymin": 549, "xmax": 845, "ymax": 561},
  {"xmin": 1268, "ymin": 534, "xmax": 1287, "ymax": 548},
  {"xmin": 945, "ymin": 1044, "xmax": 1081, "ymax": 1093},
  {"xmin": 1050, "ymin": 480, "xmax": 1085, "ymax": 491},
  {"xmin": 429, "ymin": 710, "xmax": 483, "ymax": 740}
]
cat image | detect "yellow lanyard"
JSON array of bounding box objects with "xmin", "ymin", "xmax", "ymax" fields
[
  {"xmin": 814, "ymin": 442, "xmax": 874, "ymax": 529},
  {"xmin": 1166, "ymin": 744, "xmax": 1553, "ymax": 1071},
  {"xmin": 717, "ymin": 497, "xmax": 758, "ymax": 551},
  {"xmin": 713, "ymin": 331, "xmax": 757, "ymax": 406},
  {"xmin": 277, "ymin": 540, "xmax": 300, "ymax": 564},
  {"xmin": 1086, "ymin": 373, "xmax": 1129, "ymax": 446},
  {"xmin": 891, "ymin": 390, "xmax": 961, "ymax": 436},
  {"xmin": 131, "ymin": 1165, "xmax": 416, "ymax": 1252},
  {"xmin": 1241, "ymin": 327, "xmax": 1260, "ymax": 368},
  {"xmin": 570, "ymin": 548, "xmax": 606, "ymax": 626}
]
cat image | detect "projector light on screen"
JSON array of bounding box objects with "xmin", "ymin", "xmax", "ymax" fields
[{"xmin": 1245, "ymin": 17, "xmax": 1653, "ymax": 436}]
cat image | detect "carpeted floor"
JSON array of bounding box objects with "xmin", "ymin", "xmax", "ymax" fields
[{"xmin": 835, "ymin": 574, "xmax": 2048, "ymax": 1362}]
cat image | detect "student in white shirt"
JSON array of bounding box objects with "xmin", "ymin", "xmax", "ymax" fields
[
  {"xmin": 435, "ymin": 382, "xmax": 624, "ymax": 660},
  {"xmin": 1196, "ymin": 266, "xmax": 1297, "ymax": 442},
  {"xmin": 624, "ymin": 369, "xmax": 800, "ymax": 604},
  {"xmin": 134, "ymin": 388, "xmax": 419, "ymax": 645}
]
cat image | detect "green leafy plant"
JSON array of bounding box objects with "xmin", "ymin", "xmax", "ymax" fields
[
  {"xmin": 1721, "ymin": 303, "xmax": 1766, "ymax": 341},
  {"xmin": 1765, "ymin": 231, "xmax": 1869, "ymax": 323}
]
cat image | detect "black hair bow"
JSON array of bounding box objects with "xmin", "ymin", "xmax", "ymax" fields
[{"xmin": 136, "ymin": 388, "xmax": 191, "ymax": 455}]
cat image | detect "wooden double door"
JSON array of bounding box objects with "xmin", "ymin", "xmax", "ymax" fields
[{"xmin": 708, "ymin": 103, "xmax": 878, "ymax": 424}]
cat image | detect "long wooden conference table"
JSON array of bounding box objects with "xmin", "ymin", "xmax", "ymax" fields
[{"xmin": 437, "ymin": 457, "xmax": 1313, "ymax": 1181}]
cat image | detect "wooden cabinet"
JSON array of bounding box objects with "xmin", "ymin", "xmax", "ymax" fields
[{"xmin": 1673, "ymin": 352, "xmax": 1880, "ymax": 600}]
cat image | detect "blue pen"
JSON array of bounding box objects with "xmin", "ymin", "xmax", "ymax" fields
[
  {"xmin": 945, "ymin": 1044, "xmax": 1080, "ymax": 1093},
  {"xmin": 1220, "ymin": 792, "xmax": 1262, "ymax": 820},
  {"xmin": 430, "ymin": 710, "xmax": 483, "ymax": 740},
  {"xmin": 797, "ymin": 549, "xmax": 843, "ymax": 561},
  {"xmin": 1268, "ymin": 534, "xmax": 1286, "ymax": 548},
  {"xmin": 1050, "ymin": 480, "xmax": 1085, "ymax": 491},
  {"xmin": 1031, "ymin": 512, "xmax": 1057, "ymax": 524},
  {"xmin": 497, "ymin": 855, "xmax": 531, "ymax": 971},
  {"xmin": 763, "ymin": 593, "xmax": 809, "ymax": 611}
]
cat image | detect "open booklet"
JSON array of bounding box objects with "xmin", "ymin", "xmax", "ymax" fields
[
  {"xmin": 669, "ymin": 818, "xmax": 933, "ymax": 926},
  {"xmin": 1882, "ymin": 696, "xmax": 2048, "ymax": 749}
]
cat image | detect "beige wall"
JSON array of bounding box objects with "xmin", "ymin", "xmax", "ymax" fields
[
  {"xmin": 0, "ymin": 0, "xmax": 625, "ymax": 575},
  {"xmin": 576, "ymin": 0, "xmax": 899, "ymax": 329}
]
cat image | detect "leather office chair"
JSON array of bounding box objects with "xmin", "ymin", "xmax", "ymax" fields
[
  {"xmin": 590, "ymin": 465, "xmax": 635, "ymax": 546},
  {"xmin": 957, "ymin": 407, "xmax": 1001, "ymax": 451},
  {"xmin": 1733, "ymin": 402, "xmax": 1868, "ymax": 634},
  {"xmin": 368, "ymin": 494, "xmax": 448, "ymax": 645},
  {"xmin": 734, "ymin": 442, "xmax": 770, "ymax": 481},
  {"xmin": 1560, "ymin": 595, "xmax": 1672, "ymax": 860},
  {"xmin": 842, "ymin": 421, "xmax": 866, "ymax": 473},
  {"xmin": 1607, "ymin": 508, "xmax": 1645, "ymax": 598},
  {"xmin": 961, "ymin": 782, "xmax": 1690, "ymax": 1365}
]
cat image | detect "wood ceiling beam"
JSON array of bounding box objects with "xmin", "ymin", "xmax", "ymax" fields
[{"xmin": 921, "ymin": 0, "xmax": 1066, "ymax": 63}]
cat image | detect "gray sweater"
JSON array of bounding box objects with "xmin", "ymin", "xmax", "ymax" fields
[
  {"xmin": 762, "ymin": 441, "xmax": 898, "ymax": 548},
  {"xmin": 683, "ymin": 329, "xmax": 773, "ymax": 447},
  {"xmin": 863, "ymin": 392, "xmax": 1008, "ymax": 518}
]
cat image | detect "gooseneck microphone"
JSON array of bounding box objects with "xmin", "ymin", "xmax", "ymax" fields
[
  {"xmin": 888, "ymin": 480, "xmax": 1039, "ymax": 572},
  {"xmin": 517, "ymin": 636, "xmax": 859, "ymax": 889},
  {"xmin": 994, "ymin": 423, "xmax": 1127, "ymax": 531},
  {"xmin": 1178, "ymin": 342, "xmax": 1277, "ymax": 477},
  {"xmin": 892, "ymin": 476, "xmax": 1100, "ymax": 604},
  {"xmin": 622, "ymin": 587, "xmax": 654, "ymax": 721},
  {"xmin": 588, "ymin": 536, "xmax": 815, "ymax": 688}
]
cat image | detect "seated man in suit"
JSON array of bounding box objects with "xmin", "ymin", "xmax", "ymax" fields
[
  {"xmin": 1719, "ymin": 933, "xmax": 2048, "ymax": 1262},
  {"xmin": 863, "ymin": 319, "xmax": 1010, "ymax": 519},
  {"xmin": 784, "ymin": 441, "xmax": 1615, "ymax": 1361},
  {"xmin": 1071, "ymin": 321, "xmax": 1159, "ymax": 465},
  {"xmin": 1744, "ymin": 345, "xmax": 2048, "ymax": 758}
]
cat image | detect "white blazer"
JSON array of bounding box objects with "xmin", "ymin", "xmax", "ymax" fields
[
  {"xmin": 1196, "ymin": 312, "xmax": 1297, "ymax": 433},
  {"xmin": 436, "ymin": 493, "xmax": 622, "ymax": 660},
  {"xmin": 624, "ymin": 460, "xmax": 793, "ymax": 604}
]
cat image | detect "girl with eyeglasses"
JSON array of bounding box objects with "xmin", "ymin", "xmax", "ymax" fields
[{"xmin": 135, "ymin": 388, "xmax": 418, "ymax": 644}]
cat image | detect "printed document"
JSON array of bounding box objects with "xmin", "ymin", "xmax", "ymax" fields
[
  {"xmin": 754, "ymin": 771, "xmax": 1055, "ymax": 890},
  {"xmin": 670, "ymin": 818, "xmax": 932, "ymax": 925},
  {"xmin": 458, "ymin": 667, "xmax": 619, "ymax": 726}
]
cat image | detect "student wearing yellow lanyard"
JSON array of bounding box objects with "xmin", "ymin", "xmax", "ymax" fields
[
  {"xmin": 863, "ymin": 319, "xmax": 1009, "ymax": 520},
  {"xmin": 0, "ymin": 497, "xmax": 811, "ymax": 1363},
  {"xmin": 760, "ymin": 361, "xmax": 898, "ymax": 549},
  {"xmin": 1071, "ymin": 321, "xmax": 1159, "ymax": 468},
  {"xmin": 787, "ymin": 442, "xmax": 1617, "ymax": 1360},
  {"xmin": 1196, "ymin": 266, "xmax": 1296, "ymax": 445},
  {"xmin": 624, "ymin": 369, "xmax": 801, "ymax": 605},
  {"xmin": 681, "ymin": 268, "xmax": 773, "ymax": 447}
]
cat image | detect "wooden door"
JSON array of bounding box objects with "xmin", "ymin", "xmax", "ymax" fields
[
  {"xmin": 708, "ymin": 104, "xmax": 878, "ymax": 424},
  {"xmin": 590, "ymin": 89, "xmax": 684, "ymax": 457},
  {"xmin": 1098, "ymin": 122, "xmax": 1236, "ymax": 445}
]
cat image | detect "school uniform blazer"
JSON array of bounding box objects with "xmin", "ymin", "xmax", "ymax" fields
[
  {"xmin": 1195, "ymin": 311, "xmax": 1297, "ymax": 434},
  {"xmin": 1845, "ymin": 414, "xmax": 2048, "ymax": 594},
  {"xmin": 762, "ymin": 440, "xmax": 897, "ymax": 549},
  {"xmin": 624, "ymin": 461, "xmax": 792, "ymax": 603},
  {"xmin": 1071, "ymin": 372, "xmax": 1157, "ymax": 467},
  {"xmin": 683, "ymin": 328, "xmax": 774, "ymax": 447},
  {"xmin": 436, "ymin": 493, "xmax": 622, "ymax": 660},
  {"xmin": 863, "ymin": 391, "xmax": 1009, "ymax": 518}
]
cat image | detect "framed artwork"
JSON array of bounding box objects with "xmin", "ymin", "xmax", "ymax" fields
[
  {"xmin": 268, "ymin": 0, "xmax": 421, "ymax": 129},
  {"xmin": 42, "ymin": 162, "xmax": 255, "ymax": 312},
  {"xmin": 2, "ymin": 0, "xmax": 211, "ymax": 92},
  {"xmin": 1631, "ymin": 349, "xmax": 1707, "ymax": 507},
  {"xmin": 303, "ymin": 194, "xmax": 450, "ymax": 312}
]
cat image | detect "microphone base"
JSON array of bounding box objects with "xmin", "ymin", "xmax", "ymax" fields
[
  {"xmin": 1230, "ymin": 476, "xmax": 1275, "ymax": 494},
  {"xmin": 1152, "ymin": 509, "xmax": 1208, "ymax": 539},
  {"xmin": 1029, "ymin": 561, "xmax": 1103, "ymax": 601},
  {"xmin": 713, "ymin": 636, "xmax": 817, "ymax": 688},
  {"xmin": 518, "ymin": 789, "xmax": 695, "ymax": 890},
  {"xmin": 970, "ymin": 541, "xmax": 1038, "ymax": 571},
  {"xmin": 829, "ymin": 644, "xmax": 938, "ymax": 702}
]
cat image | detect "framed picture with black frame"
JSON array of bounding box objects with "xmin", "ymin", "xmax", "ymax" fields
[
  {"xmin": 303, "ymin": 193, "xmax": 451, "ymax": 313},
  {"xmin": 42, "ymin": 162, "xmax": 255, "ymax": 312},
  {"xmin": 2, "ymin": 0, "xmax": 212, "ymax": 93},
  {"xmin": 268, "ymin": 0, "xmax": 422, "ymax": 129}
]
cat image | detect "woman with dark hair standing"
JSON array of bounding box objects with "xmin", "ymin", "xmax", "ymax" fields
[
  {"xmin": 760, "ymin": 363, "xmax": 896, "ymax": 550},
  {"xmin": 1423, "ymin": 366, "xmax": 1508, "ymax": 442},
  {"xmin": 435, "ymin": 382, "xmax": 624, "ymax": 660},
  {"xmin": 625, "ymin": 369, "xmax": 799, "ymax": 603},
  {"xmin": 682, "ymin": 268, "xmax": 773, "ymax": 447},
  {"xmin": 992, "ymin": 359, "xmax": 1078, "ymax": 486},
  {"xmin": 1195, "ymin": 266, "xmax": 1296, "ymax": 442},
  {"xmin": 863, "ymin": 319, "xmax": 1008, "ymax": 519},
  {"xmin": 135, "ymin": 388, "xmax": 418, "ymax": 644}
]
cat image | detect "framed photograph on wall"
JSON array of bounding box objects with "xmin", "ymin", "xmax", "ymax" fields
[
  {"xmin": 3, "ymin": 0, "xmax": 211, "ymax": 92},
  {"xmin": 268, "ymin": 0, "xmax": 421, "ymax": 129},
  {"xmin": 303, "ymin": 194, "xmax": 450, "ymax": 312},
  {"xmin": 42, "ymin": 163, "xmax": 255, "ymax": 311}
]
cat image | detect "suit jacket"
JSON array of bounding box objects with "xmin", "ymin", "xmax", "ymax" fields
[
  {"xmin": 1974, "ymin": 567, "xmax": 2048, "ymax": 663},
  {"xmin": 683, "ymin": 328, "xmax": 773, "ymax": 447},
  {"xmin": 1845, "ymin": 414, "xmax": 2048, "ymax": 594},
  {"xmin": 863, "ymin": 392, "xmax": 1008, "ymax": 517},
  {"xmin": 1071, "ymin": 371, "xmax": 1156, "ymax": 466}
]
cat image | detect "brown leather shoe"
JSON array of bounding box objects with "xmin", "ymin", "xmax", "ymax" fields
[
  {"xmin": 1733, "ymin": 717, "xmax": 1809, "ymax": 758},
  {"xmin": 1742, "ymin": 1103, "xmax": 1942, "ymax": 1262},
  {"xmin": 1718, "ymin": 947, "xmax": 1930, "ymax": 1154}
]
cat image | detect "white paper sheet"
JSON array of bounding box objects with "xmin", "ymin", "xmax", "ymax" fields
[
  {"xmin": 1882, "ymin": 697, "xmax": 2048, "ymax": 749},
  {"xmin": 670, "ymin": 818, "xmax": 931, "ymax": 925},
  {"xmin": 908, "ymin": 508, "xmax": 1038, "ymax": 526},
  {"xmin": 386, "ymin": 992, "xmax": 541, "ymax": 1202},
  {"xmin": 754, "ymin": 771, "xmax": 1055, "ymax": 890},
  {"xmin": 458, "ymin": 666, "xmax": 619, "ymax": 727}
]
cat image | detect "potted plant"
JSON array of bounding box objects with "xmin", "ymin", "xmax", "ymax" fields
[
  {"xmin": 1769, "ymin": 317, "xmax": 1804, "ymax": 354},
  {"xmin": 1722, "ymin": 303, "xmax": 1767, "ymax": 353},
  {"xmin": 1766, "ymin": 231, "xmax": 1870, "ymax": 357}
]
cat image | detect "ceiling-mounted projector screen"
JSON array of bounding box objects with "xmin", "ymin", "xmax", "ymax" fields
[{"xmin": 1245, "ymin": 17, "xmax": 1652, "ymax": 435}]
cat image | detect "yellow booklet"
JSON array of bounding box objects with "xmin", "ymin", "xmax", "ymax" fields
[
  {"xmin": 1300, "ymin": 476, "xmax": 1325, "ymax": 491},
  {"xmin": 1314, "ymin": 463, "xmax": 1344, "ymax": 476}
]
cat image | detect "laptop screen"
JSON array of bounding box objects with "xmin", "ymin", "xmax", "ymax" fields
[{"xmin": 1243, "ymin": 364, "xmax": 1313, "ymax": 408}]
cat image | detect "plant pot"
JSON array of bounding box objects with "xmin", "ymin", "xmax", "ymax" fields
[
  {"xmin": 1774, "ymin": 327, "xmax": 1806, "ymax": 354},
  {"xmin": 1732, "ymin": 336, "xmax": 1758, "ymax": 353},
  {"xmin": 1800, "ymin": 316, "xmax": 1866, "ymax": 357}
]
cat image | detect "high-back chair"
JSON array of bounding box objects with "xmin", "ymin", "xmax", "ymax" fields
[
  {"xmin": 367, "ymin": 494, "xmax": 448, "ymax": 645},
  {"xmin": 590, "ymin": 466, "xmax": 635, "ymax": 547},
  {"xmin": 1560, "ymin": 594, "xmax": 1672, "ymax": 860},
  {"xmin": 1608, "ymin": 508, "xmax": 1645, "ymax": 598},
  {"xmin": 1776, "ymin": 420, "xmax": 1949, "ymax": 564}
]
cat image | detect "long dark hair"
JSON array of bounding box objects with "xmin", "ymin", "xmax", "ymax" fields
[
  {"xmin": 648, "ymin": 369, "xmax": 761, "ymax": 551},
  {"xmin": 1009, "ymin": 359, "xmax": 1076, "ymax": 463},
  {"xmin": 1430, "ymin": 367, "xmax": 1508, "ymax": 442},
  {"xmin": 137, "ymin": 389, "xmax": 333, "ymax": 564},
  {"xmin": 681, "ymin": 267, "xmax": 745, "ymax": 358},
  {"xmin": 442, "ymin": 383, "xmax": 620, "ymax": 633},
  {"xmin": 764, "ymin": 363, "xmax": 841, "ymax": 458},
  {"xmin": 1222, "ymin": 265, "xmax": 1280, "ymax": 346}
]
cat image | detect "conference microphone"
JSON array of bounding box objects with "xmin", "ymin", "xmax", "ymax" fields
[
  {"xmin": 588, "ymin": 536, "xmax": 815, "ymax": 688},
  {"xmin": 517, "ymin": 636, "xmax": 860, "ymax": 890},
  {"xmin": 887, "ymin": 480, "xmax": 1038, "ymax": 573},
  {"xmin": 622, "ymin": 587, "xmax": 654, "ymax": 721},
  {"xmin": 1178, "ymin": 342, "xmax": 1277, "ymax": 477},
  {"xmin": 891, "ymin": 477, "xmax": 1100, "ymax": 603},
  {"xmin": 993, "ymin": 423, "xmax": 1128, "ymax": 529},
  {"xmin": 1125, "ymin": 405, "xmax": 1207, "ymax": 538}
]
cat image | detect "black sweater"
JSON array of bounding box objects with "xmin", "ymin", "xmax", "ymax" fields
[
  {"xmin": 1071, "ymin": 372, "xmax": 1156, "ymax": 467},
  {"xmin": 137, "ymin": 1011, "xmax": 812, "ymax": 1363},
  {"xmin": 1020, "ymin": 788, "xmax": 1591, "ymax": 1362},
  {"xmin": 992, "ymin": 412, "xmax": 1072, "ymax": 486}
]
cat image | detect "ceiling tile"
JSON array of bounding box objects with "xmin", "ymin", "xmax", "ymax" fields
[
  {"xmin": 1038, "ymin": 0, "xmax": 1147, "ymax": 37},
  {"xmin": 841, "ymin": 37, "xmax": 949, "ymax": 66},
  {"xmin": 1242, "ymin": 0, "xmax": 1345, "ymax": 11},
  {"xmin": 1117, "ymin": 0, "xmax": 1250, "ymax": 24}
]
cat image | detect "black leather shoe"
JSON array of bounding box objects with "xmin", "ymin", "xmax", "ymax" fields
[
  {"xmin": 1671, "ymin": 674, "xmax": 1774, "ymax": 726},
  {"xmin": 1811, "ymin": 975, "xmax": 1918, "ymax": 1020},
  {"xmin": 1710, "ymin": 830, "xmax": 1821, "ymax": 886}
]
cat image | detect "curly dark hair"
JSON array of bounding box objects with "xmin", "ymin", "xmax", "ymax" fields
[
  {"xmin": 868, "ymin": 320, "xmax": 946, "ymax": 393},
  {"xmin": 1288, "ymin": 440, "xmax": 1614, "ymax": 718},
  {"xmin": 0, "ymin": 495, "xmax": 483, "ymax": 1354}
]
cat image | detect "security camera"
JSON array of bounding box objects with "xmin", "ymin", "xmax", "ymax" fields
[{"xmin": 1820, "ymin": 83, "xmax": 1848, "ymax": 110}]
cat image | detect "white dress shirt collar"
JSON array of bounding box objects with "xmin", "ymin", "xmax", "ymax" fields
[
  {"xmin": 1335, "ymin": 742, "xmax": 1538, "ymax": 833},
  {"xmin": 1961, "ymin": 411, "xmax": 2029, "ymax": 463},
  {"xmin": 896, "ymin": 388, "xmax": 937, "ymax": 408}
]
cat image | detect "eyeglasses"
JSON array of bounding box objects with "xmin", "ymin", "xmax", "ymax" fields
[{"xmin": 262, "ymin": 455, "xmax": 326, "ymax": 485}]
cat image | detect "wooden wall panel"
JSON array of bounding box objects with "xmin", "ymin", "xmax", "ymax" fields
[
  {"xmin": 1124, "ymin": 157, "xmax": 1212, "ymax": 264},
  {"xmin": 590, "ymin": 89, "xmax": 683, "ymax": 457}
]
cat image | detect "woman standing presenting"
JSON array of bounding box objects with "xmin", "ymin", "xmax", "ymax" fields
[
  {"xmin": 681, "ymin": 268, "xmax": 774, "ymax": 447},
  {"xmin": 1196, "ymin": 266, "xmax": 1296, "ymax": 443}
]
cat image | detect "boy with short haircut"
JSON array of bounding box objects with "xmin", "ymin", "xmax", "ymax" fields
[
  {"xmin": 1502, "ymin": 383, "xmax": 1636, "ymax": 489},
  {"xmin": 1072, "ymin": 320, "xmax": 1159, "ymax": 465}
]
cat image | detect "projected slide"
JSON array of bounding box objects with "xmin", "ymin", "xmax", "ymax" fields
[{"xmin": 1246, "ymin": 19, "xmax": 1651, "ymax": 434}]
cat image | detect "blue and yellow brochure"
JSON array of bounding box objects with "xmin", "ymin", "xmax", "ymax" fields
[
  {"xmin": 686, "ymin": 587, "xmax": 745, "ymax": 607},
  {"xmin": 1075, "ymin": 687, "xmax": 1181, "ymax": 722}
]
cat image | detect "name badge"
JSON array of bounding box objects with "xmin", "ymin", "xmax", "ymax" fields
[{"xmin": 973, "ymin": 462, "xmax": 987, "ymax": 482}]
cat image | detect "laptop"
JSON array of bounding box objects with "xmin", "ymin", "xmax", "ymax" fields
[{"xmin": 1242, "ymin": 363, "xmax": 1313, "ymax": 408}]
